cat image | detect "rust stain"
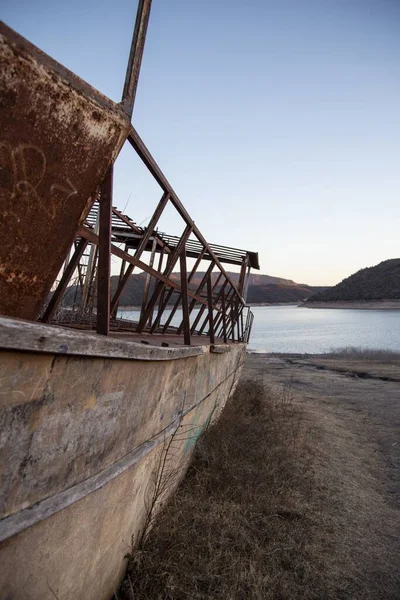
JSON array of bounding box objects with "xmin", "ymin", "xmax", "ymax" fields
[{"xmin": 0, "ymin": 24, "xmax": 130, "ymax": 320}]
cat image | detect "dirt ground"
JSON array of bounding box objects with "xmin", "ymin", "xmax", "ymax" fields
[{"xmin": 245, "ymin": 352, "xmax": 400, "ymax": 599}]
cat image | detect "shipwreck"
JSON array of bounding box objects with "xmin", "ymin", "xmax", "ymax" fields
[{"xmin": 0, "ymin": 3, "xmax": 259, "ymax": 598}]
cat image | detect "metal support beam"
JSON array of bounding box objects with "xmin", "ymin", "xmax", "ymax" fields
[
  {"xmin": 41, "ymin": 237, "xmax": 88, "ymax": 322},
  {"xmin": 97, "ymin": 167, "xmax": 113, "ymax": 335},
  {"xmin": 177, "ymin": 258, "xmax": 215, "ymax": 334},
  {"xmin": 180, "ymin": 251, "xmax": 191, "ymax": 345},
  {"xmin": 221, "ymin": 289, "xmax": 227, "ymax": 343},
  {"xmin": 207, "ymin": 274, "xmax": 215, "ymax": 344},
  {"xmin": 110, "ymin": 191, "xmax": 169, "ymax": 314},
  {"xmin": 150, "ymin": 287, "xmax": 175, "ymax": 333},
  {"xmin": 197, "ymin": 273, "xmax": 224, "ymax": 336},
  {"xmin": 111, "ymin": 245, "xmax": 128, "ymax": 318},
  {"xmin": 141, "ymin": 236, "xmax": 157, "ymax": 326},
  {"xmin": 128, "ymin": 127, "xmax": 246, "ymax": 305},
  {"xmin": 122, "ymin": 0, "xmax": 152, "ymax": 118},
  {"xmin": 238, "ymin": 256, "xmax": 248, "ymax": 296},
  {"xmin": 137, "ymin": 223, "xmax": 193, "ymax": 332}
]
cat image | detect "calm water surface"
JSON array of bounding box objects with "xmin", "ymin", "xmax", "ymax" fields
[
  {"xmin": 248, "ymin": 306, "xmax": 400, "ymax": 353},
  {"xmin": 119, "ymin": 306, "xmax": 400, "ymax": 354}
]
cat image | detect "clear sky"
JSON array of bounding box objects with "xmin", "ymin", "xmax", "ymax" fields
[{"xmin": 3, "ymin": 0, "xmax": 400, "ymax": 285}]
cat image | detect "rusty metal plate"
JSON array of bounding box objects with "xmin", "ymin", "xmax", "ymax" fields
[{"xmin": 0, "ymin": 22, "xmax": 130, "ymax": 320}]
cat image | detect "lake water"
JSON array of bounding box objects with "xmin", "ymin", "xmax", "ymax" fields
[
  {"xmin": 118, "ymin": 305, "xmax": 400, "ymax": 354},
  {"xmin": 247, "ymin": 306, "xmax": 400, "ymax": 353}
]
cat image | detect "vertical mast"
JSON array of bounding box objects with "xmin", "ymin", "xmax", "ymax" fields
[{"xmin": 122, "ymin": 0, "xmax": 153, "ymax": 118}]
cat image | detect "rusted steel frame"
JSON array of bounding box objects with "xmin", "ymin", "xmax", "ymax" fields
[
  {"xmin": 237, "ymin": 305, "xmax": 244, "ymax": 340},
  {"xmin": 112, "ymin": 206, "xmax": 170, "ymax": 254},
  {"xmin": 247, "ymin": 311, "xmax": 254, "ymax": 342},
  {"xmin": 128, "ymin": 127, "xmax": 245, "ymax": 304},
  {"xmin": 238, "ymin": 256, "xmax": 248, "ymax": 296},
  {"xmin": 79, "ymin": 226, "xmax": 209, "ymax": 318},
  {"xmin": 82, "ymin": 211, "xmax": 100, "ymax": 311},
  {"xmin": 75, "ymin": 240, "xmax": 86, "ymax": 288},
  {"xmin": 227, "ymin": 298, "xmax": 241, "ymax": 341},
  {"xmin": 177, "ymin": 259, "xmax": 215, "ymax": 334},
  {"xmin": 227, "ymin": 297, "xmax": 245, "ymax": 341},
  {"xmin": 213, "ymin": 282, "xmax": 235, "ymax": 336},
  {"xmin": 41, "ymin": 238, "xmax": 88, "ymax": 322},
  {"xmin": 220, "ymin": 289, "xmax": 228, "ymax": 343},
  {"xmin": 162, "ymin": 250, "xmax": 205, "ymax": 334},
  {"xmin": 215, "ymin": 281, "xmax": 236, "ymax": 340},
  {"xmin": 243, "ymin": 264, "xmax": 251, "ymax": 302},
  {"xmin": 188, "ymin": 247, "xmax": 207, "ymax": 282},
  {"xmin": 141, "ymin": 236, "xmax": 157, "ymax": 326},
  {"xmin": 112, "ymin": 206, "xmax": 141, "ymax": 233},
  {"xmin": 110, "ymin": 244, "xmax": 128, "ymax": 318},
  {"xmin": 206, "ymin": 274, "xmax": 215, "ymax": 344},
  {"xmin": 137, "ymin": 223, "xmax": 193, "ymax": 332},
  {"xmin": 191, "ymin": 271, "xmax": 226, "ymax": 336},
  {"xmin": 86, "ymin": 246, "xmax": 99, "ymax": 314},
  {"xmin": 97, "ymin": 167, "xmax": 113, "ymax": 335},
  {"xmin": 161, "ymin": 291, "xmax": 181, "ymax": 333},
  {"xmin": 242, "ymin": 307, "xmax": 250, "ymax": 341},
  {"xmin": 150, "ymin": 287, "xmax": 175, "ymax": 333},
  {"xmin": 180, "ymin": 251, "xmax": 191, "ymax": 345},
  {"xmin": 197, "ymin": 273, "xmax": 225, "ymax": 336},
  {"xmin": 224, "ymin": 295, "xmax": 239, "ymax": 341},
  {"xmin": 122, "ymin": 0, "xmax": 152, "ymax": 118},
  {"xmin": 164, "ymin": 247, "xmax": 206, "ymax": 334},
  {"xmin": 247, "ymin": 311, "xmax": 254, "ymax": 343},
  {"xmin": 195, "ymin": 273, "xmax": 222, "ymax": 344},
  {"xmin": 110, "ymin": 191, "xmax": 170, "ymax": 314},
  {"xmin": 153, "ymin": 246, "xmax": 167, "ymax": 324}
]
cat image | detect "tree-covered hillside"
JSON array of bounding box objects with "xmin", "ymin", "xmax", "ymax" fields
[{"xmin": 307, "ymin": 259, "xmax": 400, "ymax": 302}]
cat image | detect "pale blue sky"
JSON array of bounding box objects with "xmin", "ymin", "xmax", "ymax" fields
[{"xmin": 3, "ymin": 0, "xmax": 400, "ymax": 285}]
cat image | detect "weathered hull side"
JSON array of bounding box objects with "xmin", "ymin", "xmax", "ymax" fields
[
  {"xmin": 0, "ymin": 22, "xmax": 130, "ymax": 320},
  {"xmin": 0, "ymin": 318, "xmax": 245, "ymax": 600}
]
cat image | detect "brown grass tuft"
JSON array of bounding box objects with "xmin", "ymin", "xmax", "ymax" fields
[
  {"xmin": 117, "ymin": 376, "xmax": 399, "ymax": 599},
  {"xmin": 118, "ymin": 380, "xmax": 329, "ymax": 599}
]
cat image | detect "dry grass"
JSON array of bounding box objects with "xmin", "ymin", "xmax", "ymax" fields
[
  {"xmin": 327, "ymin": 346, "xmax": 400, "ymax": 361},
  {"xmin": 117, "ymin": 376, "xmax": 400, "ymax": 600},
  {"xmin": 118, "ymin": 380, "xmax": 328, "ymax": 600}
]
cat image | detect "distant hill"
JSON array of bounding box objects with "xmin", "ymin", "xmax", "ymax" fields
[
  {"xmin": 62, "ymin": 271, "xmax": 327, "ymax": 307},
  {"xmin": 246, "ymin": 283, "xmax": 326, "ymax": 304},
  {"xmin": 306, "ymin": 259, "xmax": 400, "ymax": 303}
]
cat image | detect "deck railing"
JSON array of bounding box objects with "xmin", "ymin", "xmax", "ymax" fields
[{"xmin": 41, "ymin": 126, "xmax": 258, "ymax": 345}]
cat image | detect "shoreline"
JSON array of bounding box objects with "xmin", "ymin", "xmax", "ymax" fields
[{"xmin": 303, "ymin": 300, "xmax": 400, "ymax": 310}]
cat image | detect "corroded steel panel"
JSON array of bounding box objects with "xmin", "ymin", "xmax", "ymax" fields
[{"xmin": 0, "ymin": 23, "xmax": 130, "ymax": 320}]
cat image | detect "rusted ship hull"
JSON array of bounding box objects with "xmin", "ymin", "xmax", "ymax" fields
[
  {"xmin": 0, "ymin": 22, "xmax": 130, "ymax": 320},
  {"xmin": 0, "ymin": 9, "xmax": 257, "ymax": 599}
]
